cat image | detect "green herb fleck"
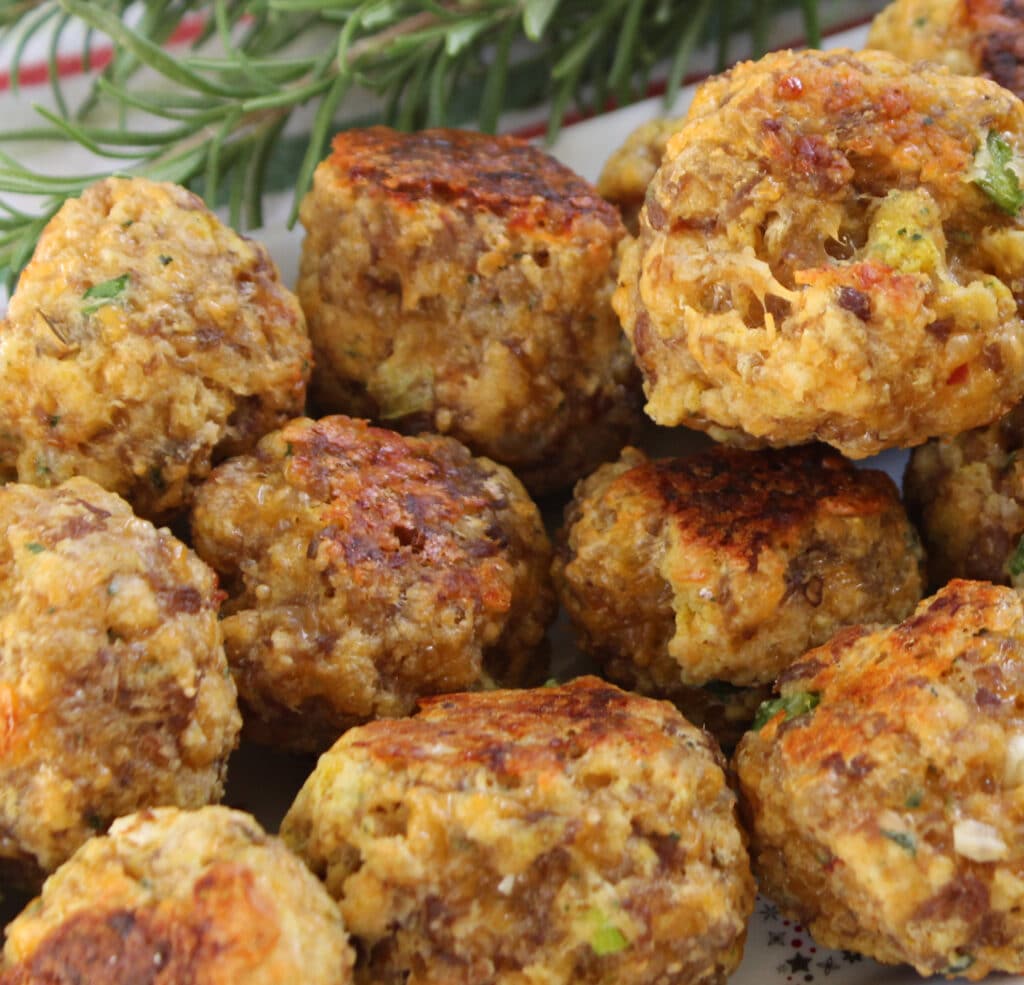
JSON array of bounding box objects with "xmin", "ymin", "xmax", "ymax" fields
[
  {"xmin": 914, "ymin": 14, "xmax": 928, "ymax": 26},
  {"xmin": 905, "ymin": 791, "xmax": 923, "ymax": 809},
  {"xmin": 82, "ymin": 274, "xmax": 131, "ymax": 315},
  {"xmin": 149, "ymin": 466, "xmax": 167, "ymax": 492},
  {"xmin": 881, "ymin": 829, "xmax": 916, "ymax": 856},
  {"xmin": 285, "ymin": 442, "xmax": 294, "ymax": 457},
  {"xmin": 754, "ymin": 691, "xmax": 820, "ymax": 730},
  {"xmin": 25, "ymin": 542, "xmax": 45, "ymax": 554},
  {"xmin": 974, "ymin": 130, "xmax": 1024, "ymax": 215},
  {"xmin": 158, "ymin": 255, "xmax": 173, "ymax": 266},
  {"xmin": 85, "ymin": 811, "xmax": 104, "ymax": 831},
  {"xmin": 47, "ymin": 414, "xmax": 60, "ymax": 428},
  {"xmin": 586, "ymin": 909, "xmax": 628, "ymax": 956},
  {"xmin": 1009, "ymin": 535, "xmax": 1024, "ymax": 577},
  {"xmin": 944, "ymin": 954, "xmax": 974, "ymax": 974}
]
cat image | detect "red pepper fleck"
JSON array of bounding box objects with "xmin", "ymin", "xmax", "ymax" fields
[
  {"xmin": 777, "ymin": 75, "xmax": 804, "ymax": 99},
  {"xmin": 947, "ymin": 364, "xmax": 969, "ymax": 386}
]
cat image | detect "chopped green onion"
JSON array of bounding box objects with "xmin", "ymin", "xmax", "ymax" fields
[
  {"xmin": 586, "ymin": 909, "xmax": 629, "ymax": 956},
  {"xmin": 1009, "ymin": 535, "xmax": 1024, "ymax": 577},
  {"xmin": 754, "ymin": 691, "xmax": 820, "ymax": 731},
  {"xmin": 880, "ymin": 829, "xmax": 916, "ymax": 856},
  {"xmin": 973, "ymin": 130, "xmax": 1024, "ymax": 215},
  {"xmin": 81, "ymin": 273, "xmax": 130, "ymax": 315}
]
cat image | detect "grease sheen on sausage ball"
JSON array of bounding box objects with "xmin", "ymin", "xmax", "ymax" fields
[
  {"xmin": 736, "ymin": 580, "xmax": 1024, "ymax": 979},
  {"xmin": 1, "ymin": 807, "xmax": 354, "ymax": 985},
  {"xmin": 0, "ymin": 479, "xmax": 240, "ymax": 888},
  {"xmin": 281, "ymin": 677, "xmax": 754, "ymax": 985},
  {"xmin": 0, "ymin": 177, "xmax": 310, "ymax": 521},
  {"xmin": 554, "ymin": 444, "xmax": 924, "ymax": 739},
  {"xmin": 614, "ymin": 48, "xmax": 1024, "ymax": 457},
  {"xmin": 190, "ymin": 415, "xmax": 555, "ymax": 752},
  {"xmin": 868, "ymin": 0, "xmax": 1024, "ymax": 100},
  {"xmin": 298, "ymin": 127, "xmax": 641, "ymax": 494}
]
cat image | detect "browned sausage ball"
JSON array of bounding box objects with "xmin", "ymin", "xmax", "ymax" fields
[
  {"xmin": 1, "ymin": 807, "xmax": 354, "ymax": 985},
  {"xmin": 868, "ymin": 0, "xmax": 1024, "ymax": 100},
  {"xmin": 0, "ymin": 479, "xmax": 240, "ymax": 889},
  {"xmin": 614, "ymin": 48, "xmax": 1024, "ymax": 457},
  {"xmin": 281, "ymin": 677, "xmax": 755, "ymax": 985},
  {"xmin": 735, "ymin": 580, "xmax": 1024, "ymax": 979},
  {"xmin": 905, "ymin": 402, "xmax": 1024, "ymax": 588},
  {"xmin": 297, "ymin": 127, "xmax": 642, "ymax": 494},
  {"xmin": 597, "ymin": 116, "xmax": 686, "ymax": 234},
  {"xmin": 553, "ymin": 444, "xmax": 925, "ymax": 742},
  {"xmin": 0, "ymin": 177, "xmax": 310, "ymax": 522},
  {"xmin": 190, "ymin": 415, "xmax": 555, "ymax": 752}
]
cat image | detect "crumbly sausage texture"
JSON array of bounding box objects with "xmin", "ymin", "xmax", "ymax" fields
[
  {"xmin": 735, "ymin": 580, "xmax": 1024, "ymax": 979},
  {"xmin": 614, "ymin": 48, "xmax": 1024, "ymax": 457},
  {"xmin": 298, "ymin": 127, "xmax": 641, "ymax": 494},
  {"xmin": 905, "ymin": 402, "xmax": 1024, "ymax": 588},
  {"xmin": 0, "ymin": 177, "xmax": 310, "ymax": 521},
  {"xmin": 0, "ymin": 479, "xmax": 240, "ymax": 888},
  {"xmin": 190, "ymin": 415, "xmax": 555, "ymax": 752},
  {"xmin": 597, "ymin": 116, "xmax": 686, "ymax": 234},
  {"xmin": 554, "ymin": 444, "xmax": 924, "ymax": 708},
  {"xmin": 1, "ymin": 807, "xmax": 354, "ymax": 985},
  {"xmin": 868, "ymin": 0, "xmax": 1024, "ymax": 99},
  {"xmin": 281, "ymin": 676, "xmax": 754, "ymax": 985}
]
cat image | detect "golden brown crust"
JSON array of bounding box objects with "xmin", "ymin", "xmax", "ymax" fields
[
  {"xmin": 2, "ymin": 808, "xmax": 353, "ymax": 985},
  {"xmin": 868, "ymin": 0, "xmax": 1024, "ymax": 99},
  {"xmin": 282, "ymin": 677, "xmax": 754, "ymax": 985},
  {"xmin": 735, "ymin": 581, "xmax": 1024, "ymax": 978},
  {"xmin": 553, "ymin": 445, "xmax": 925, "ymax": 735},
  {"xmin": 905, "ymin": 402, "xmax": 1024, "ymax": 588},
  {"xmin": 0, "ymin": 480, "xmax": 240, "ymax": 887},
  {"xmin": 326, "ymin": 127, "xmax": 621, "ymax": 235},
  {"xmin": 0, "ymin": 177, "xmax": 310, "ymax": 522},
  {"xmin": 299, "ymin": 127, "xmax": 641, "ymax": 494},
  {"xmin": 614, "ymin": 48, "xmax": 1024, "ymax": 457},
  {"xmin": 190, "ymin": 415, "xmax": 555, "ymax": 752}
]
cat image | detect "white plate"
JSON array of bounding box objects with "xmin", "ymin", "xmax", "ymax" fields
[{"xmin": 0, "ymin": 21, "xmax": 1006, "ymax": 985}]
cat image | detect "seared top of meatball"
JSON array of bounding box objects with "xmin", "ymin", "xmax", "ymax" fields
[
  {"xmin": 2, "ymin": 807, "xmax": 353, "ymax": 985},
  {"xmin": 324, "ymin": 127, "xmax": 621, "ymax": 234},
  {"xmin": 351, "ymin": 676, "xmax": 715, "ymax": 777},
  {"xmin": 608, "ymin": 444, "xmax": 901, "ymax": 565},
  {"xmin": 232, "ymin": 415, "xmax": 535, "ymax": 607},
  {"xmin": 755, "ymin": 579, "xmax": 1024, "ymax": 763}
]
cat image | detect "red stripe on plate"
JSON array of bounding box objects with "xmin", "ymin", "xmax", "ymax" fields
[{"xmin": 0, "ymin": 14, "xmax": 207, "ymax": 92}]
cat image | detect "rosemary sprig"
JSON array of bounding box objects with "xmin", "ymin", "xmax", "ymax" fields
[{"xmin": 0, "ymin": 0, "xmax": 825, "ymax": 289}]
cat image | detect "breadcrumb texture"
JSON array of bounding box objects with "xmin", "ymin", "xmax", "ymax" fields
[
  {"xmin": 190, "ymin": 415, "xmax": 555, "ymax": 752},
  {"xmin": 298, "ymin": 127, "xmax": 641, "ymax": 494},
  {"xmin": 0, "ymin": 177, "xmax": 310, "ymax": 521},
  {"xmin": 735, "ymin": 580, "xmax": 1024, "ymax": 979},
  {"xmin": 554, "ymin": 444, "xmax": 924, "ymax": 700},
  {"xmin": 597, "ymin": 116, "xmax": 685, "ymax": 233},
  {"xmin": 614, "ymin": 48, "xmax": 1024, "ymax": 457},
  {"xmin": 906, "ymin": 402, "xmax": 1024, "ymax": 588},
  {"xmin": 868, "ymin": 0, "xmax": 1024, "ymax": 99},
  {"xmin": 1, "ymin": 807, "xmax": 354, "ymax": 985},
  {"xmin": 0, "ymin": 479, "xmax": 240, "ymax": 888},
  {"xmin": 281, "ymin": 677, "xmax": 754, "ymax": 985}
]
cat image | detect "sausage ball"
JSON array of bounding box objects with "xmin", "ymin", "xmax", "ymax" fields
[
  {"xmin": 297, "ymin": 127, "xmax": 641, "ymax": 494},
  {"xmin": 735, "ymin": 580, "xmax": 1024, "ymax": 979},
  {"xmin": 281, "ymin": 676, "xmax": 755, "ymax": 985},
  {"xmin": 597, "ymin": 116, "xmax": 685, "ymax": 233},
  {"xmin": 868, "ymin": 0, "xmax": 1024, "ymax": 100},
  {"xmin": 553, "ymin": 444, "xmax": 925, "ymax": 740},
  {"xmin": 0, "ymin": 177, "xmax": 310, "ymax": 522},
  {"xmin": 0, "ymin": 478, "xmax": 240, "ymax": 888},
  {"xmin": 1, "ymin": 807, "xmax": 354, "ymax": 985},
  {"xmin": 190, "ymin": 414, "xmax": 555, "ymax": 752},
  {"xmin": 614, "ymin": 48, "xmax": 1024, "ymax": 457},
  {"xmin": 905, "ymin": 402, "xmax": 1024, "ymax": 588}
]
